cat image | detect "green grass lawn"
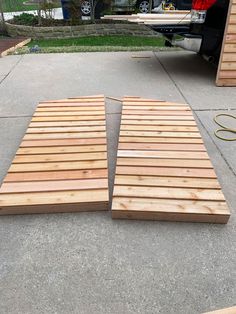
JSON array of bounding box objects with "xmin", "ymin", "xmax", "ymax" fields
[
  {"xmin": 28, "ymin": 36, "xmax": 165, "ymax": 48},
  {"xmin": 2, "ymin": 0, "xmax": 60, "ymax": 12}
]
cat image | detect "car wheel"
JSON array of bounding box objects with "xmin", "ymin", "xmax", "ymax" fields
[
  {"xmin": 138, "ymin": 0, "xmax": 150, "ymax": 13},
  {"xmin": 81, "ymin": 0, "xmax": 91, "ymax": 16}
]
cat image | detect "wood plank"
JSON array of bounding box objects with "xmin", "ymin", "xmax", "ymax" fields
[
  {"xmin": 0, "ymin": 96, "xmax": 109, "ymax": 215},
  {"xmin": 32, "ymin": 115, "xmax": 106, "ymax": 122},
  {"xmin": 123, "ymin": 105, "xmax": 191, "ymax": 110},
  {"xmin": 119, "ymin": 130, "xmax": 201, "ymax": 138},
  {"xmin": 119, "ymin": 137, "xmax": 203, "ymax": 144},
  {"xmin": 27, "ymin": 126, "xmax": 106, "ymax": 133},
  {"xmin": 0, "ymin": 179, "xmax": 108, "ymax": 194},
  {"xmin": 9, "ymin": 160, "xmax": 107, "ymax": 172},
  {"xmin": 23, "ymin": 131, "xmax": 106, "ymax": 140},
  {"xmin": 112, "ymin": 97, "xmax": 230, "ymax": 223},
  {"xmin": 13, "ymin": 152, "xmax": 107, "ymax": 163},
  {"xmin": 120, "ymin": 125, "xmax": 199, "ymax": 132},
  {"xmin": 20, "ymin": 138, "xmax": 107, "ymax": 147},
  {"xmin": 4, "ymin": 169, "xmax": 108, "ymax": 182},
  {"xmin": 220, "ymin": 61, "xmax": 236, "ymax": 70},
  {"xmin": 112, "ymin": 198, "xmax": 229, "ymax": 223},
  {"xmin": 113, "ymin": 186, "xmax": 225, "ymax": 201},
  {"xmin": 0, "ymin": 189, "xmax": 108, "ymax": 207},
  {"xmin": 203, "ymin": 306, "xmax": 236, "ymax": 314},
  {"xmin": 117, "ymin": 158, "xmax": 212, "ymax": 168},
  {"xmin": 16, "ymin": 145, "xmax": 107, "ymax": 155},
  {"xmin": 115, "ymin": 175, "xmax": 220, "ymax": 189},
  {"xmin": 122, "ymin": 115, "xmax": 195, "ymax": 120},
  {"xmin": 34, "ymin": 110, "xmax": 105, "ymax": 116},
  {"xmin": 118, "ymin": 150, "xmax": 209, "ymax": 159},
  {"xmin": 122, "ymin": 119, "xmax": 197, "ymax": 126},
  {"xmin": 122, "ymin": 110, "xmax": 192, "ymax": 116},
  {"xmin": 112, "ymin": 197, "xmax": 227, "ymax": 215},
  {"xmin": 36, "ymin": 106, "xmax": 104, "ymax": 111},
  {"xmin": 118, "ymin": 142, "xmax": 206, "ymax": 151},
  {"xmin": 116, "ymin": 166, "xmax": 217, "ymax": 178},
  {"xmin": 29, "ymin": 121, "xmax": 106, "ymax": 127}
]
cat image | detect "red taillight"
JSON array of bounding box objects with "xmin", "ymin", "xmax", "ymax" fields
[{"xmin": 192, "ymin": 0, "xmax": 217, "ymax": 10}]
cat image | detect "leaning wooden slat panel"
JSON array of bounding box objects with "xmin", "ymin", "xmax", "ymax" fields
[
  {"xmin": 216, "ymin": 0, "xmax": 236, "ymax": 86},
  {"xmin": 0, "ymin": 96, "xmax": 109, "ymax": 214},
  {"xmin": 112, "ymin": 97, "xmax": 230, "ymax": 223}
]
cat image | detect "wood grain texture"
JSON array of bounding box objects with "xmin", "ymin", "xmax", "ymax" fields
[
  {"xmin": 112, "ymin": 97, "xmax": 230, "ymax": 223},
  {"xmin": 216, "ymin": 1, "xmax": 236, "ymax": 86},
  {"xmin": 0, "ymin": 96, "xmax": 109, "ymax": 215},
  {"xmin": 203, "ymin": 306, "xmax": 236, "ymax": 314}
]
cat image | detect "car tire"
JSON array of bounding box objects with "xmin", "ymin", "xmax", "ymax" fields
[
  {"xmin": 81, "ymin": 0, "xmax": 91, "ymax": 16},
  {"xmin": 137, "ymin": 0, "xmax": 151, "ymax": 13}
]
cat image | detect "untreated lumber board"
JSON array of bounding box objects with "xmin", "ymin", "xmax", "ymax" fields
[
  {"xmin": 111, "ymin": 97, "xmax": 230, "ymax": 223},
  {"xmin": 203, "ymin": 306, "xmax": 236, "ymax": 314},
  {"xmin": 216, "ymin": 1, "xmax": 236, "ymax": 86},
  {"xmin": 0, "ymin": 96, "xmax": 109, "ymax": 215}
]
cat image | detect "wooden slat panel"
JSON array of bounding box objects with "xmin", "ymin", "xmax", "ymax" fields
[
  {"xmin": 112, "ymin": 97, "xmax": 230, "ymax": 223},
  {"xmin": 0, "ymin": 96, "xmax": 109, "ymax": 215},
  {"xmin": 216, "ymin": 1, "xmax": 236, "ymax": 86}
]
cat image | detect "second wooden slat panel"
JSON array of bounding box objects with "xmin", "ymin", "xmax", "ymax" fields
[{"xmin": 111, "ymin": 97, "xmax": 230, "ymax": 223}]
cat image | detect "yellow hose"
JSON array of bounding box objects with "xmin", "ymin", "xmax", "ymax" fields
[{"xmin": 214, "ymin": 113, "xmax": 236, "ymax": 141}]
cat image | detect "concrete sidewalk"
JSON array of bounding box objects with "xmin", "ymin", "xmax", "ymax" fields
[{"xmin": 0, "ymin": 51, "xmax": 235, "ymax": 314}]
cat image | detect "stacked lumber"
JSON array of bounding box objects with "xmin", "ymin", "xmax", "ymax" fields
[
  {"xmin": 216, "ymin": 0, "xmax": 236, "ymax": 86},
  {"xmin": 0, "ymin": 95, "xmax": 109, "ymax": 215},
  {"xmin": 102, "ymin": 11, "xmax": 191, "ymax": 25},
  {"xmin": 111, "ymin": 97, "xmax": 230, "ymax": 223}
]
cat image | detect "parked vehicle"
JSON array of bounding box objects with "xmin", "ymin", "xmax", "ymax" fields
[
  {"xmin": 111, "ymin": 0, "xmax": 191, "ymax": 14},
  {"xmin": 150, "ymin": 0, "xmax": 229, "ymax": 63}
]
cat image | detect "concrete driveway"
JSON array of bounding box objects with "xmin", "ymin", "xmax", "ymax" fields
[{"xmin": 0, "ymin": 51, "xmax": 235, "ymax": 314}]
